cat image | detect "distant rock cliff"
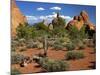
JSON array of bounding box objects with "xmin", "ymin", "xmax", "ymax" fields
[
  {"xmin": 66, "ymin": 10, "xmax": 95, "ymax": 31},
  {"xmin": 11, "ymin": 0, "xmax": 27, "ymax": 37}
]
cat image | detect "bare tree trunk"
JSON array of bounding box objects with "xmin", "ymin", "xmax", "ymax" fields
[{"xmin": 44, "ymin": 35, "xmax": 48, "ymax": 57}]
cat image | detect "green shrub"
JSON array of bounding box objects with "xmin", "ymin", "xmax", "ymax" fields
[
  {"xmin": 16, "ymin": 23, "xmax": 37, "ymax": 39},
  {"xmin": 38, "ymin": 58, "xmax": 68, "ymax": 72},
  {"xmin": 11, "ymin": 68, "xmax": 20, "ymax": 75},
  {"xmin": 78, "ymin": 41, "xmax": 85, "ymax": 49},
  {"xmin": 66, "ymin": 43, "xmax": 75, "ymax": 51},
  {"xmin": 26, "ymin": 39, "xmax": 37, "ymax": 48},
  {"xmin": 53, "ymin": 44, "xmax": 63, "ymax": 50},
  {"xmin": 65, "ymin": 51, "xmax": 84, "ymax": 60},
  {"xmin": 38, "ymin": 57, "xmax": 49, "ymax": 66},
  {"xmin": 11, "ymin": 53, "xmax": 25, "ymax": 64},
  {"xmin": 53, "ymin": 41, "xmax": 64, "ymax": 50},
  {"xmin": 11, "ymin": 40, "xmax": 19, "ymax": 52},
  {"xmin": 69, "ymin": 25, "xmax": 87, "ymax": 41},
  {"xmin": 48, "ymin": 40, "xmax": 55, "ymax": 47},
  {"xmin": 37, "ymin": 42, "xmax": 43, "ymax": 49},
  {"xmin": 34, "ymin": 22, "xmax": 49, "ymax": 31},
  {"xmin": 78, "ymin": 45, "xmax": 85, "ymax": 49}
]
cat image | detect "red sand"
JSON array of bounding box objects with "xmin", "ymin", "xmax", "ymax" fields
[{"xmin": 11, "ymin": 47, "xmax": 96, "ymax": 74}]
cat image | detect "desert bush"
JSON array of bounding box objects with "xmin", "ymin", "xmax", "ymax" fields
[
  {"xmin": 11, "ymin": 40, "xmax": 19, "ymax": 52},
  {"xmin": 37, "ymin": 42, "xmax": 43, "ymax": 49},
  {"xmin": 11, "ymin": 68, "xmax": 20, "ymax": 75},
  {"xmin": 78, "ymin": 41, "xmax": 85, "ymax": 49},
  {"xmin": 68, "ymin": 25, "xmax": 88, "ymax": 45},
  {"xmin": 17, "ymin": 38, "xmax": 26, "ymax": 47},
  {"xmin": 78, "ymin": 44, "xmax": 85, "ymax": 49},
  {"xmin": 65, "ymin": 51, "xmax": 84, "ymax": 60},
  {"xmin": 38, "ymin": 57, "xmax": 48, "ymax": 65},
  {"xmin": 66, "ymin": 42, "xmax": 75, "ymax": 51},
  {"xmin": 53, "ymin": 44, "xmax": 63, "ymax": 50},
  {"xmin": 11, "ymin": 53, "xmax": 25, "ymax": 64},
  {"xmin": 53, "ymin": 41, "xmax": 64, "ymax": 50},
  {"xmin": 38, "ymin": 58, "xmax": 68, "ymax": 72},
  {"xmin": 26, "ymin": 39, "xmax": 37, "ymax": 48},
  {"xmin": 84, "ymin": 39, "xmax": 95, "ymax": 47},
  {"xmin": 16, "ymin": 23, "xmax": 37, "ymax": 39},
  {"xmin": 34, "ymin": 21, "xmax": 49, "ymax": 31},
  {"xmin": 26, "ymin": 39, "xmax": 43, "ymax": 49},
  {"xmin": 48, "ymin": 40, "xmax": 55, "ymax": 47}
]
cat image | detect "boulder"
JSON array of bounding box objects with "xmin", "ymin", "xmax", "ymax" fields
[{"xmin": 66, "ymin": 10, "xmax": 95, "ymax": 31}]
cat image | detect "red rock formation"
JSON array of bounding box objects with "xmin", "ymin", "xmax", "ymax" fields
[
  {"xmin": 66, "ymin": 10, "xmax": 95, "ymax": 31},
  {"xmin": 80, "ymin": 10, "xmax": 89, "ymax": 23},
  {"xmin": 11, "ymin": 0, "xmax": 27, "ymax": 37}
]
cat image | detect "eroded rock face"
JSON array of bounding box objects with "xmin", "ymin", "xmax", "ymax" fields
[
  {"xmin": 11, "ymin": 0, "xmax": 27, "ymax": 37},
  {"xmin": 66, "ymin": 10, "xmax": 95, "ymax": 31},
  {"xmin": 80, "ymin": 10, "xmax": 89, "ymax": 23}
]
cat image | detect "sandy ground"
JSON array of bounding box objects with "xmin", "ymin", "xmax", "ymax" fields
[{"xmin": 11, "ymin": 47, "xmax": 96, "ymax": 74}]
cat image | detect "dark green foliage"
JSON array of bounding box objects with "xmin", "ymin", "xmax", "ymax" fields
[
  {"xmin": 35, "ymin": 30, "xmax": 48, "ymax": 37},
  {"xmin": 52, "ymin": 14, "xmax": 66, "ymax": 29},
  {"xmin": 67, "ymin": 25, "xmax": 88, "ymax": 48},
  {"xmin": 52, "ymin": 27, "xmax": 68, "ymax": 37},
  {"xmin": 68, "ymin": 25, "xmax": 79, "ymax": 39},
  {"xmin": 66, "ymin": 42, "xmax": 75, "ymax": 51},
  {"xmin": 11, "ymin": 68, "xmax": 20, "ymax": 75},
  {"xmin": 53, "ymin": 44, "xmax": 63, "ymax": 50},
  {"xmin": 16, "ymin": 17, "xmax": 67, "ymax": 40},
  {"xmin": 38, "ymin": 58, "xmax": 68, "ymax": 72},
  {"xmin": 85, "ymin": 24, "xmax": 95, "ymax": 39},
  {"xmin": 11, "ymin": 53, "xmax": 25, "ymax": 64},
  {"xmin": 16, "ymin": 23, "xmax": 27, "ymax": 39},
  {"xmin": 53, "ymin": 40, "xmax": 64, "ymax": 50},
  {"xmin": 16, "ymin": 23, "xmax": 36, "ymax": 39},
  {"xmin": 91, "ymin": 34, "xmax": 96, "ymax": 47},
  {"xmin": 57, "ymin": 17, "xmax": 66, "ymax": 28},
  {"xmin": 79, "ymin": 25, "xmax": 87, "ymax": 39},
  {"xmin": 34, "ymin": 22, "xmax": 48, "ymax": 31},
  {"xmin": 69, "ymin": 25, "xmax": 87, "ymax": 41},
  {"xmin": 65, "ymin": 51, "xmax": 84, "ymax": 60},
  {"xmin": 16, "ymin": 22, "xmax": 50, "ymax": 40}
]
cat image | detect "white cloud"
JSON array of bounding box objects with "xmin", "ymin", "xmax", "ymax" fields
[
  {"xmin": 37, "ymin": 7, "xmax": 45, "ymax": 11},
  {"xmin": 50, "ymin": 6, "xmax": 61, "ymax": 10},
  {"xmin": 61, "ymin": 15, "xmax": 72, "ymax": 20},
  {"xmin": 52, "ymin": 12, "xmax": 56, "ymax": 15},
  {"xmin": 39, "ymin": 16, "xmax": 46, "ymax": 19},
  {"xmin": 26, "ymin": 16, "xmax": 38, "ymax": 20},
  {"xmin": 26, "ymin": 14, "xmax": 72, "ymax": 25},
  {"xmin": 61, "ymin": 15, "xmax": 73, "ymax": 24}
]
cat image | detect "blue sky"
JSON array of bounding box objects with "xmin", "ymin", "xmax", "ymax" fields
[{"xmin": 16, "ymin": 0, "xmax": 96, "ymax": 25}]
